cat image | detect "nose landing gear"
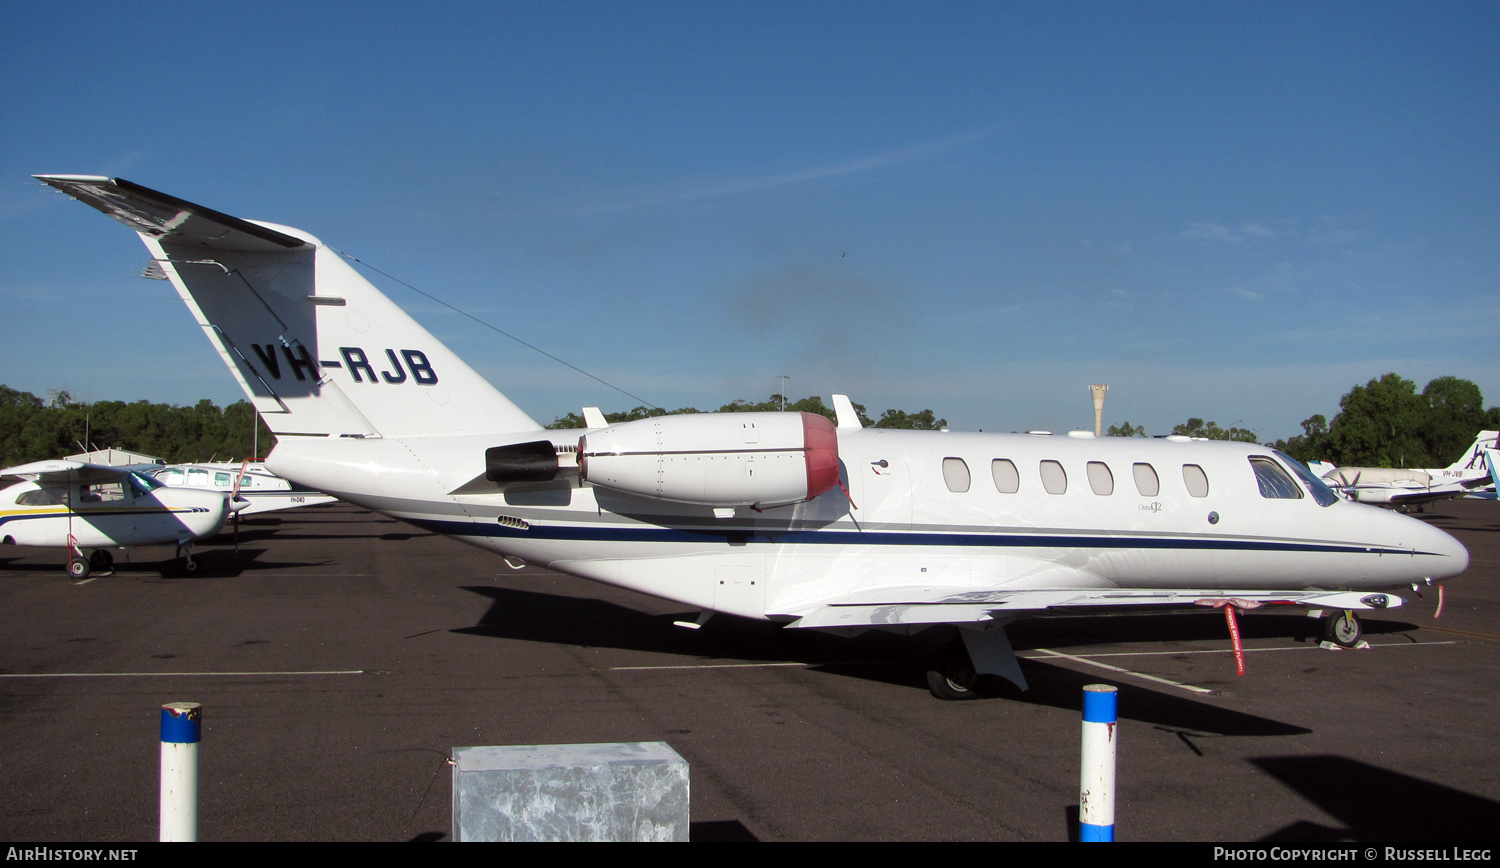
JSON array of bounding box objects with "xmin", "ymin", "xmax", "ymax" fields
[{"xmin": 1323, "ymin": 610, "xmax": 1364, "ymax": 648}]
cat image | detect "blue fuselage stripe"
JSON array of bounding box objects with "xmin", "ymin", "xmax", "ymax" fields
[
  {"xmin": 406, "ymin": 517, "xmax": 1428, "ymax": 556},
  {"xmin": 0, "ymin": 507, "xmax": 207, "ymax": 528}
]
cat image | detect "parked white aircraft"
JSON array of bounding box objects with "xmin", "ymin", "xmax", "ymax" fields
[
  {"xmin": 36, "ymin": 175, "xmax": 1471, "ymax": 698},
  {"xmin": 1319, "ymin": 431, "xmax": 1498, "ymax": 509},
  {"xmin": 148, "ymin": 461, "xmax": 337, "ymax": 516},
  {"xmin": 0, "ymin": 459, "xmax": 236, "ymax": 578}
]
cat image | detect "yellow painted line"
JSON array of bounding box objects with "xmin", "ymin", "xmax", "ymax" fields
[{"xmin": 1420, "ymin": 625, "xmax": 1500, "ymax": 643}]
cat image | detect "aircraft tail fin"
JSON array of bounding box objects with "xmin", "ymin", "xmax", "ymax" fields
[
  {"xmin": 37, "ymin": 176, "xmax": 542, "ymax": 439},
  {"xmin": 1445, "ymin": 431, "xmax": 1500, "ymax": 473}
]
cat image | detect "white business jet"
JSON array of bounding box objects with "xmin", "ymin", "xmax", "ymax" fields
[
  {"xmin": 0, "ymin": 459, "xmax": 237, "ymax": 579},
  {"xmin": 35, "ymin": 175, "xmax": 1470, "ymax": 698}
]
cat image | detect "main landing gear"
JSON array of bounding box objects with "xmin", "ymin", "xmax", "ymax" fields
[
  {"xmin": 68, "ymin": 549, "xmax": 114, "ymax": 580},
  {"xmin": 925, "ymin": 641, "xmax": 982, "ymax": 701},
  {"xmin": 1323, "ymin": 610, "xmax": 1363, "ymax": 648}
]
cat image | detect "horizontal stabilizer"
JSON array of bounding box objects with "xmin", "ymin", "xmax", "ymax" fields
[{"xmin": 35, "ymin": 176, "xmax": 305, "ymax": 252}]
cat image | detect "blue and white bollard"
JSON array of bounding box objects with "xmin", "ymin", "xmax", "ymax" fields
[
  {"xmin": 1079, "ymin": 684, "xmax": 1117, "ymax": 842},
  {"xmin": 160, "ymin": 702, "xmax": 201, "ymax": 842}
]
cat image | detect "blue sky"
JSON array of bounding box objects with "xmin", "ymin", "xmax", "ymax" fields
[{"xmin": 3, "ymin": 1, "xmax": 1496, "ymax": 438}]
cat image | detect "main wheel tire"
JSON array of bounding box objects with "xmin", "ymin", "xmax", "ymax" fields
[
  {"xmin": 926, "ymin": 643, "xmax": 982, "ymax": 701},
  {"xmin": 68, "ymin": 559, "xmax": 89, "ymax": 580},
  {"xmin": 1324, "ymin": 610, "xmax": 1362, "ymax": 647},
  {"xmin": 90, "ymin": 550, "xmax": 112, "ymax": 571},
  {"xmin": 183, "ymin": 558, "xmax": 199, "ymax": 574}
]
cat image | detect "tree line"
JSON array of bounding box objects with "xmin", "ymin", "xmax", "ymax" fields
[
  {"xmin": 1110, "ymin": 374, "xmax": 1499, "ymax": 468},
  {"xmin": 0, "ymin": 386, "xmax": 275, "ymax": 467},
  {"xmin": 547, "ymin": 395, "xmax": 947, "ymax": 430},
  {"xmin": 7, "ymin": 373, "xmax": 1492, "ymax": 472}
]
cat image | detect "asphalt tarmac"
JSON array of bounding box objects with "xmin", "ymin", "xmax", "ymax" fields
[{"xmin": 1, "ymin": 499, "xmax": 1496, "ymax": 842}]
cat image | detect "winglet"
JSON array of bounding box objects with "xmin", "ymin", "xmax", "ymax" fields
[{"xmin": 832, "ymin": 394, "xmax": 863, "ymax": 430}]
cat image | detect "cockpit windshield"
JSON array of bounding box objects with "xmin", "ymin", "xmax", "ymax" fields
[
  {"xmin": 1275, "ymin": 451, "xmax": 1341, "ymax": 507},
  {"xmin": 130, "ymin": 471, "xmax": 165, "ymax": 493}
]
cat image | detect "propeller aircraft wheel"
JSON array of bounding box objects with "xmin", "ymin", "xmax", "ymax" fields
[
  {"xmin": 89, "ymin": 550, "xmax": 112, "ymax": 571},
  {"xmin": 68, "ymin": 559, "xmax": 90, "ymax": 580},
  {"xmin": 926, "ymin": 643, "xmax": 981, "ymax": 701},
  {"xmin": 183, "ymin": 558, "xmax": 199, "ymax": 574},
  {"xmin": 1324, "ymin": 610, "xmax": 1363, "ymax": 647}
]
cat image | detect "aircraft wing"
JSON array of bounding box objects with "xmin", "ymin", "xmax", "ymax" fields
[
  {"xmin": 1372, "ymin": 480, "xmax": 1489, "ymax": 506},
  {"xmin": 0, "ymin": 460, "xmax": 139, "ymax": 485},
  {"xmin": 778, "ymin": 586, "xmax": 1403, "ymax": 629},
  {"xmin": 34, "ymin": 175, "xmax": 305, "ymax": 252}
]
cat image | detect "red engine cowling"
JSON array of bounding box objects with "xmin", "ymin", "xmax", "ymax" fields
[{"xmin": 578, "ymin": 411, "xmax": 840, "ymax": 508}]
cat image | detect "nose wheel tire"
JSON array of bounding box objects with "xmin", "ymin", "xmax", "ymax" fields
[
  {"xmin": 1324, "ymin": 610, "xmax": 1363, "ymax": 647},
  {"xmin": 68, "ymin": 558, "xmax": 90, "ymax": 580},
  {"xmin": 926, "ymin": 642, "xmax": 981, "ymax": 701}
]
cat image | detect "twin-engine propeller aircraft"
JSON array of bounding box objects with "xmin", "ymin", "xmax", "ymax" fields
[
  {"xmin": 35, "ymin": 174, "xmax": 1471, "ymax": 698},
  {"xmin": 147, "ymin": 461, "xmax": 338, "ymax": 516},
  {"xmin": 0, "ymin": 459, "xmax": 237, "ymax": 579},
  {"xmin": 1316, "ymin": 431, "xmax": 1498, "ymax": 509}
]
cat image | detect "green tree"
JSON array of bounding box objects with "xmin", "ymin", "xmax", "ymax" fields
[
  {"xmin": 546, "ymin": 394, "xmax": 932, "ymax": 431},
  {"xmin": 1107, "ymin": 421, "xmax": 1147, "ymax": 437},
  {"xmin": 872, "ymin": 408, "xmax": 947, "ymax": 430},
  {"xmin": 1421, "ymin": 376, "xmax": 1486, "ymax": 466},
  {"xmin": 1269, "ymin": 414, "xmax": 1329, "ymax": 464},
  {"xmin": 1170, "ymin": 418, "xmax": 1258, "ymax": 442},
  {"xmin": 0, "ymin": 386, "xmax": 275, "ymax": 465},
  {"xmin": 1324, "ymin": 373, "xmax": 1432, "ymax": 467}
]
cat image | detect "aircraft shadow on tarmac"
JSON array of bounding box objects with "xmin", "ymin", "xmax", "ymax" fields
[
  {"xmin": 1251, "ymin": 755, "xmax": 1500, "ymax": 841},
  {"xmin": 1006, "ymin": 610, "xmax": 1424, "ymax": 650},
  {"xmin": 0, "ymin": 547, "xmax": 332, "ymax": 578},
  {"xmin": 457, "ymin": 584, "xmax": 1312, "ymax": 737}
]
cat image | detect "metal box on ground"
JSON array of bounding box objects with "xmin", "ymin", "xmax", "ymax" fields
[{"xmin": 452, "ymin": 741, "xmax": 689, "ymax": 842}]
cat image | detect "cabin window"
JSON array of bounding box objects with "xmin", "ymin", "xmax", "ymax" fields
[
  {"xmin": 215, "ymin": 472, "xmax": 233, "ymax": 487},
  {"xmin": 942, "ymin": 457, "xmax": 971, "ymax": 492},
  {"xmin": 1086, "ymin": 461, "xmax": 1114, "ymax": 495},
  {"xmin": 188, "ymin": 469, "xmax": 210, "ymax": 487},
  {"xmin": 16, "ymin": 488, "xmax": 66, "ymax": 506},
  {"xmin": 1132, "ymin": 463, "xmax": 1160, "ymax": 497},
  {"xmin": 1182, "ymin": 464, "xmax": 1210, "ymax": 498},
  {"xmin": 1250, "ymin": 456, "xmax": 1303, "ymax": 499},
  {"xmin": 79, "ymin": 482, "xmax": 127, "ymax": 503},
  {"xmin": 156, "ymin": 469, "xmax": 185, "ymax": 485},
  {"xmin": 991, "ymin": 459, "xmax": 1020, "ymax": 493},
  {"xmin": 1040, "ymin": 460, "xmax": 1067, "ymax": 495}
]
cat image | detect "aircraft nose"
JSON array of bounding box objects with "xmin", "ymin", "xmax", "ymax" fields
[{"xmin": 1414, "ymin": 519, "xmax": 1469, "ymax": 581}]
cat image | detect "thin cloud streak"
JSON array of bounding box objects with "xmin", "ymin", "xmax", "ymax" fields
[{"xmin": 572, "ymin": 133, "xmax": 988, "ymax": 215}]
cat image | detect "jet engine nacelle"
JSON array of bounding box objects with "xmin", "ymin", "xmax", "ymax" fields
[{"xmin": 579, "ymin": 411, "xmax": 840, "ymax": 508}]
